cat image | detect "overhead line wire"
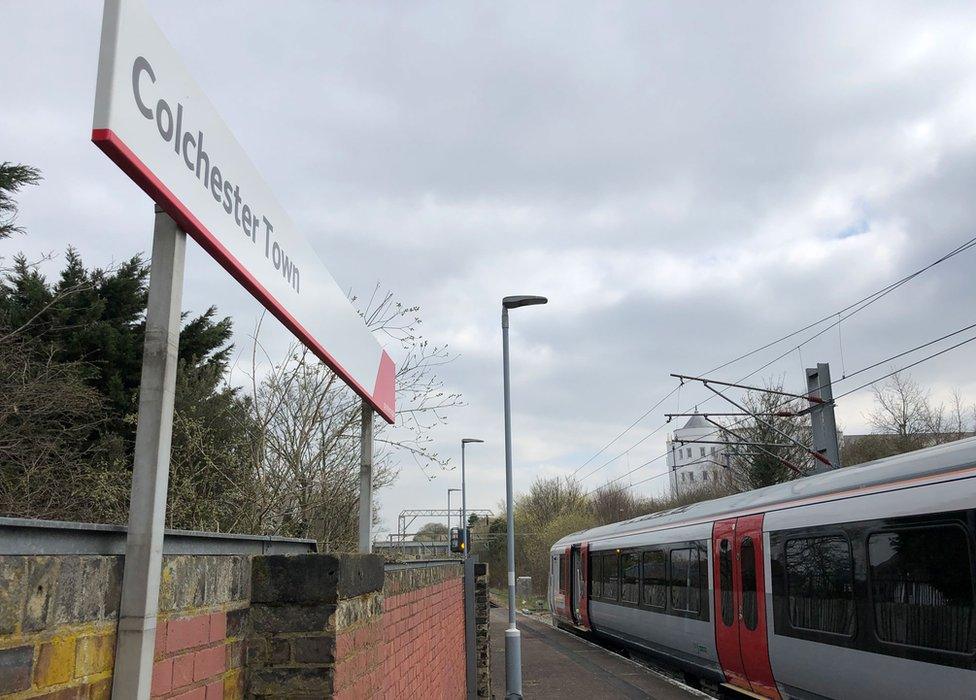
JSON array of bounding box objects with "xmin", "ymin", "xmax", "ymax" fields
[
  {"xmin": 574, "ymin": 233, "xmax": 976, "ymax": 483},
  {"xmin": 586, "ymin": 317, "xmax": 976, "ymax": 497}
]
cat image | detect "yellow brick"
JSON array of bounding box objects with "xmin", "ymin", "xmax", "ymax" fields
[
  {"xmin": 224, "ymin": 668, "xmax": 243, "ymax": 699},
  {"xmin": 89, "ymin": 676, "xmax": 113, "ymax": 700},
  {"xmin": 35, "ymin": 636, "xmax": 76, "ymax": 687},
  {"xmin": 75, "ymin": 634, "xmax": 115, "ymax": 677}
]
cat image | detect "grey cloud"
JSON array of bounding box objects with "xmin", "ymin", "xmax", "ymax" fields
[{"xmin": 3, "ymin": 1, "xmax": 976, "ymax": 532}]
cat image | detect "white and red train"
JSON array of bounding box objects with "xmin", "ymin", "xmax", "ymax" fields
[{"xmin": 550, "ymin": 438, "xmax": 976, "ymax": 699}]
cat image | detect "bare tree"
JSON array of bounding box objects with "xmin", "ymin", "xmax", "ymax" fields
[
  {"xmin": 868, "ymin": 371, "xmax": 935, "ymax": 452},
  {"xmin": 231, "ymin": 287, "xmax": 463, "ymax": 549},
  {"xmin": 722, "ymin": 382, "xmax": 815, "ymax": 491},
  {"xmin": 588, "ymin": 483, "xmax": 652, "ymax": 525},
  {"xmin": 414, "ymin": 522, "xmax": 449, "ymax": 542},
  {"xmin": 512, "ymin": 477, "xmax": 591, "ymax": 593},
  {"xmin": 844, "ymin": 371, "xmax": 976, "ymax": 466},
  {"xmin": 0, "ymin": 336, "xmax": 107, "ymax": 519}
]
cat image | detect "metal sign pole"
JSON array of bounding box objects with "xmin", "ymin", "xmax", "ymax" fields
[
  {"xmin": 112, "ymin": 206, "xmax": 186, "ymax": 698},
  {"xmin": 358, "ymin": 400, "xmax": 374, "ymax": 552}
]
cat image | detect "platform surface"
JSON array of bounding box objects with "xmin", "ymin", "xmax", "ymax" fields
[{"xmin": 489, "ymin": 607, "xmax": 709, "ymax": 699}]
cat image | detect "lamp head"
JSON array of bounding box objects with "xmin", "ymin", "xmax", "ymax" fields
[
  {"xmin": 502, "ymin": 295, "xmax": 548, "ymax": 309},
  {"xmin": 462, "ymin": 438, "xmax": 485, "ymax": 445}
]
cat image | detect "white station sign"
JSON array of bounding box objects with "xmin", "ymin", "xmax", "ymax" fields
[{"xmin": 92, "ymin": 0, "xmax": 394, "ymax": 422}]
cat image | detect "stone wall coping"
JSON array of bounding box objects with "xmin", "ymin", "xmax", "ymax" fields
[
  {"xmin": 383, "ymin": 558, "xmax": 462, "ymax": 572},
  {"xmin": 0, "ymin": 517, "xmax": 317, "ymax": 556},
  {"xmin": 252, "ymin": 554, "xmax": 385, "ymax": 604}
]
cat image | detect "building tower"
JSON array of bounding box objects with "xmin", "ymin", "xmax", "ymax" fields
[{"xmin": 666, "ymin": 415, "xmax": 726, "ymax": 497}]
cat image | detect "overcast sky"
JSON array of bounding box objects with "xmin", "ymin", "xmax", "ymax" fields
[{"xmin": 4, "ymin": 1, "xmax": 976, "ymax": 537}]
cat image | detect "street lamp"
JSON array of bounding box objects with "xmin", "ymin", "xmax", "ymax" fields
[
  {"xmin": 461, "ymin": 438, "xmax": 484, "ymax": 555},
  {"xmin": 501, "ymin": 294, "xmax": 547, "ymax": 700},
  {"xmin": 447, "ymin": 488, "xmax": 461, "ymax": 535}
]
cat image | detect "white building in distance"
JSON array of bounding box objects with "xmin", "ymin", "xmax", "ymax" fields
[{"xmin": 667, "ymin": 415, "xmax": 727, "ymax": 497}]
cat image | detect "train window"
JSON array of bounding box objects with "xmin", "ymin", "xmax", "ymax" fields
[
  {"xmin": 868, "ymin": 525, "xmax": 975, "ymax": 653},
  {"xmin": 591, "ymin": 554, "xmax": 602, "ymax": 598},
  {"xmin": 604, "ymin": 552, "xmax": 620, "ymax": 600},
  {"xmin": 642, "ymin": 550, "xmax": 667, "ymax": 609},
  {"xmin": 621, "ymin": 552, "xmax": 640, "ymax": 604},
  {"xmin": 720, "ymin": 539, "xmax": 734, "ymax": 627},
  {"xmin": 670, "ymin": 548, "xmax": 701, "ymax": 614},
  {"xmin": 785, "ymin": 536, "xmax": 855, "ymax": 636},
  {"xmin": 558, "ymin": 554, "xmax": 567, "ymax": 594},
  {"xmin": 741, "ymin": 537, "xmax": 758, "ymax": 630}
]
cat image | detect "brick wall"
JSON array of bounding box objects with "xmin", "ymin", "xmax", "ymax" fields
[
  {"xmin": 0, "ymin": 554, "xmax": 247, "ymax": 699},
  {"xmin": 1, "ymin": 549, "xmax": 485, "ymax": 699},
  {"xmin": 245, "ymin": 554, "xmax": 385, "ymax": 698},
  {"xmin": 0, "ymin": 555, "xmax": 119, "ymax": 699},
  {"xmin": 325, "ymin": 564, "xmax": 468, "ymax": 699},
  {"xmin": 149, "ymin": 556, "xmax": 249, "ymax": 699},
  {"xmin": 247, "ymin": 558, "xmax": 469, "ymax": 699}
]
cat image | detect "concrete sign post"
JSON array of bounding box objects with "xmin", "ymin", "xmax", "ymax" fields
[
  {"xmin": 92, "ymin": 0, "xmax": 395, "ymax": 694},
  {"xmin": 113, "ymin": 206, "xmax": 186, "ymax": 697},
  {"xmin": 358, "ymin": 400, "xmax": 374, "ymax": 553}
]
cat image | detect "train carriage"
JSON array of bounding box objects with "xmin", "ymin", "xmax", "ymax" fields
[{"xmin": 550, "ymin": 437, "xmax": 976, "ymax": 699}]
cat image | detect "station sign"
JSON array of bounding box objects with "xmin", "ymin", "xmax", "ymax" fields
[{"xmin": 91, "ymin": 0, "xmax": 395, "ymax": 422}]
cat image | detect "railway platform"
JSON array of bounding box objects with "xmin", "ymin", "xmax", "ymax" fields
[{"xmin": 489, "ymin": 606, "xmax": 709, "ymax": 699}]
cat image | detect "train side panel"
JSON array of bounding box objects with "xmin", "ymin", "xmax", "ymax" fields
[
  {"xmin": 763, "ymin": 475, "xmax": 976, "ymax": 699},
  {"xmin": 587, "ymin": 522, "xmax": 721, "ymax": 680}
]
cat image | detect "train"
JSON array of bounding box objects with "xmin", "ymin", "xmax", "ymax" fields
[{"xmin": 549, "ymin": 437, "xmax": 976, "ymax": 699}]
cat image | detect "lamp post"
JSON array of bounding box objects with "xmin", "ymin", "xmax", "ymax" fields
[
  {"xmin": 461, "ymin": 438, "xmax": 484, "ymax": 556},
  {"xmin": 447, "ymin": 488, "xmax": 461, "ymax": 535},
  {"xmin": 501, "ymin": 294, "xmax": 547, "ymax": 700}
]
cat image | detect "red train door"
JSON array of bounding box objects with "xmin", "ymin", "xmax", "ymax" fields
[
  {"xmin": 571, "ymin": 546, "xmax": 583, "ymax": 625},
  {"xmin": 712, "ymin": 515, "xmax": 780, "ymax": 699},
  {"xmin": 713, "ymin": 519, "xmax": 748, "ymax": 690},
  {"xmin": 563, "ymin": 545, "xmax": 573, "ymax": 619},
  {"xmin": 579, "ymin": 542, "xmax": 591, "ymax": 629}
]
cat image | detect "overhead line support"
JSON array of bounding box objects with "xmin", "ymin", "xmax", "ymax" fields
[
  {"xmin": 702, "ymin": 416, "xmax": 804, "ymax": 476},
  {"xmin": 702, "ymin": 383, "xmax": 833, "ymax": 467},
  {"xmin": 669, "ymin": 373, "xmax": 825, "ymax": 403}
]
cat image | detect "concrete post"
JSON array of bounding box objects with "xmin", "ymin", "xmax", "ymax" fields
[
  {"xmin": 358, "ymin": 399, "xmax": 374, "ymax": 553},
  {"xmin": 112, "ymin": 206, "xmax": 186, "ymax": 699}
]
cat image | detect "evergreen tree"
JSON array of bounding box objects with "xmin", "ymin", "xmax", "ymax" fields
[
  {"xmin": 0, "ymin": 247, "xmax": 236, "ymax": 463},
  {"xmin": 0, "ymin": 162, "xmax": 41, "ymax": 239}
]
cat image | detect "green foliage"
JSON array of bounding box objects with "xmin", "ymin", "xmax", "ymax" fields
[
  {"xmin": 0, "ymin": 248, "xmax": 235, "ymax": 460},
  {"xmin": 0, "ymin": 162, "xmax": 41, "ymax": 239},
  {"xmin": 166, "ymin": 360, "xmax": 259, "ymax": 531},
  {"xmin": 0, "ymin": 239, "xmax": 243, "ymax": 525}
]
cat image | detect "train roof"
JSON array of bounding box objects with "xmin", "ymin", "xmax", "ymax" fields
[{"xmin": 552, "ymin": 435, "xmax": 976, "ymax": 550}]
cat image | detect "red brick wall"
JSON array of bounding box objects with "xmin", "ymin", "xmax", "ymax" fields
[
  {"xmin": 332, "ymin": 576, "xmax": 466, "ymax": 699},
  {"xmin": 150, "ymin": 606, "xmax": 245, "ymax": 699}
]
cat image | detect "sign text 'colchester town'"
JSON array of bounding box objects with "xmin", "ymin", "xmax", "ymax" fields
[{"xmin": 132, "ymin": 56, "xmax": 300, "ymax": 293}]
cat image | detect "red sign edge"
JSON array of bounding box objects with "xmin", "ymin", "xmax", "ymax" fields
[{"xmin": 92, "ymin": 127, "xmax": 396, "ymax": 424}]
